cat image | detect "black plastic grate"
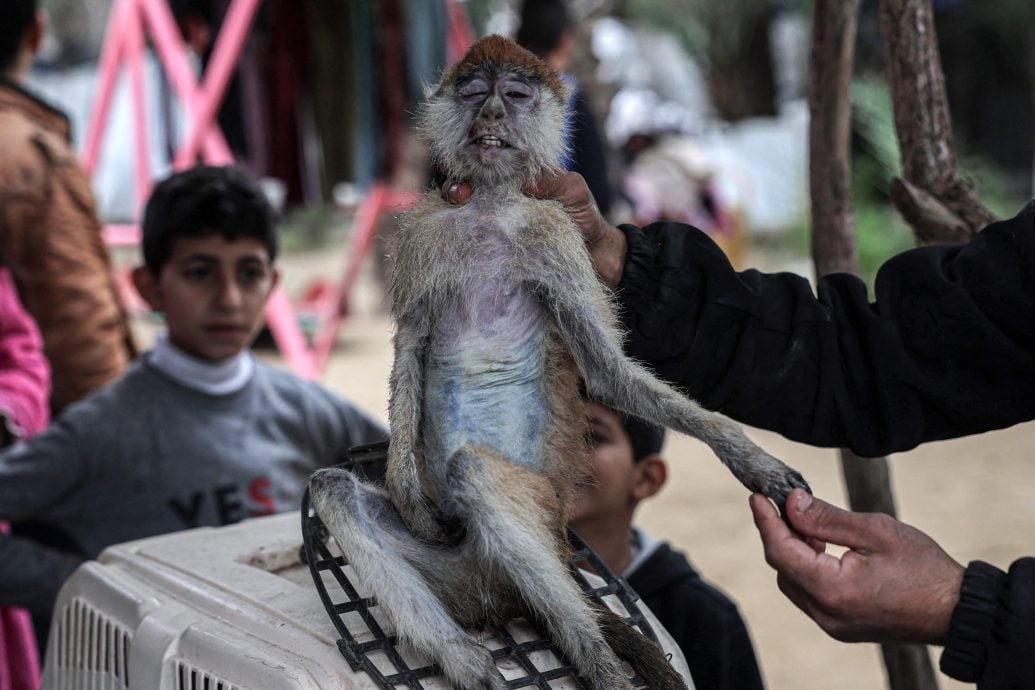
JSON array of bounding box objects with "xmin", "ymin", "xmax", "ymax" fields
[{"xmin": 301, "ymin": 442, "xmax": 659, "ymax": 689}]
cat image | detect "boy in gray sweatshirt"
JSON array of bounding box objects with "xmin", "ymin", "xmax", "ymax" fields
[{"xmin": 0, "ymin": 165, "xmax": 387, "ymax": 647}]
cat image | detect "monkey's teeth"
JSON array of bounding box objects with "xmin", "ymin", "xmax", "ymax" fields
[{"xmin": 478, "ymin": 136, "xmax": 503, "ymax": 147}]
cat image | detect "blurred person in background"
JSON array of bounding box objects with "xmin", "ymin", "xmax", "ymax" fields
[
  {"xmin": 0, "ymin": 0, "xmax": 136, "ymax": 414},
  {"xmin": 0, "ymin": 266, "xmax": 50, "ymax": 690},
  {"xmin": 516, "ymin": 0, "xmax": 614, "ymax": 216},
  {"xmin": 620, "ymin": 131, "xmax": 745, "ymax": 266}
]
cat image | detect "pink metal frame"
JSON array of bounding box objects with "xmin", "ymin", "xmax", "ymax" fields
[
  {"xmin": 87, "ymin": 0, "xmax": 474, "ymax": 379},
  {"xmin": 307, "ymin": 185, "xmax": 421, "ymax": 371}
]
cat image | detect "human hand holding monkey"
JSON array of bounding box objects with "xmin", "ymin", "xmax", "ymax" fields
[
  {"xmin": 751, "ymin": 488, "xmax": 965, "ymax": 645},
  {"xmin": 444, "ymin": 171, "xmax": 627, "ymax": 289}
]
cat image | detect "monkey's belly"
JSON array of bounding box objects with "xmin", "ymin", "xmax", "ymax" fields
[{"xmin": 423, "ymin": 292, "xmax": 550, "ymax": 476}]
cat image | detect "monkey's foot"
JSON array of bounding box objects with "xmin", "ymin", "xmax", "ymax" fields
[
  {"xmin": 762, "ymin": 468, "xmax": 812, "ymax": 516},
  {"xmin": 436, "ymin": 637, "xmax": 506, "ymax": 690},
  {"xmin": 726, "ymin": 445, "xmax": 813, "ymax": 516}
]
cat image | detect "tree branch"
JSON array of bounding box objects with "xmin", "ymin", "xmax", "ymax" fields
[{"xmin": 878, "ymin": 0, "xmax": 996, "ymax": 240}]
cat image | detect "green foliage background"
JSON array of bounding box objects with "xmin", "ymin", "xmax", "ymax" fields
[{"xmin": 784, "ymin": 77, "xmax": 1027, "ymax": 290}]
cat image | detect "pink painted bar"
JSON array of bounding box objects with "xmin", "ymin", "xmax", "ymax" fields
[
  {"xmin": 446, "ymin": 0, "xmax": 476, "ymax": 63},
  {"xmin": 85, "ymin": 0, "xmax": 319, "ymax": 379},
  {"xmin": 311, "ymin": 186, "xmax": 421, "ymax": 369},
  {"xmin": 310, "ymin": 185, "xmax": 386, "ymax": 369},
  {"xmin": 81, "ymin": 0, "xmax": 130, "ymax": 173},
  {"xmin": 125, "ymin": 0, "xmax": 153, "ymax": 209},
  {"xmin": 171, "ymin": 0, "xmax": 260, "ymax": 169},
  {"xmin": 86, "ymin": 0, "xmax": 486, "ymax": 379},
  {"xmin": 265, "ymin": 286, "xmax": 319, "ymax": 380},
  {"xmin": 101, "ymin": 224, "xmax": 142, "ymax": 246},
  {"xmin": 137, "ymin": 0, "xmax": 233, "ymax": 164}
]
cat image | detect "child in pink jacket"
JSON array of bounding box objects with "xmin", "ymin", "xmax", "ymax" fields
[{"xmin": 0, "ymin": 265, "xmax": 50, "ymax": 690}]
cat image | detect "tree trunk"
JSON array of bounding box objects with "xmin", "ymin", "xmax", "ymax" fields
[
  {"xmin": 707, "ymin": 4, "xmax": 778, "ymax": 121},
  {"xmin": 808, "ymin": 0, "xmax": 858, "ymax": 278},
  {"xmin": 878, "ymin": 0, "xmax": 996, "ymax": 241},
  {"xmin": 808, "ymin": 2, "xmax": 939, "ymax": 688},
  {"xmin": 868, "ymin": 4, "xmax": 998, "ymax": 679}
]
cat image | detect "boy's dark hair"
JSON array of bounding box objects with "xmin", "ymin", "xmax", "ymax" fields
[
  {"xmin": 621, "ymin": 414, "xmax": 665, "ymax": 463},
  {"xmin": 142, "ymin": 165, "xmax": 277, "ymax": 274},
  {"xmin": 515, "ymin": 0, "xmax": 573, "ymax": 59},
  {"xmin": 0, "ymin": 0, "xmax": 37, "ymax": 71}
]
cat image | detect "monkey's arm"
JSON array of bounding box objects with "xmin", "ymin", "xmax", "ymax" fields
[
  {"xmin": 525, "ymin": 217, "xmax": 808, "ymax": 501},
  {"xmin": 527, "ymin": 247, "xmax": 693, "ymax": 428},
  {"xmin": 521, "ymin": 211, "xmax": 671, "ymax": 409}
]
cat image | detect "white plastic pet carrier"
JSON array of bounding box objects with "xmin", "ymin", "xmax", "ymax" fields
[{"xmin": 41, "ymin": 512, "xmax": 693, "ymax": 689}]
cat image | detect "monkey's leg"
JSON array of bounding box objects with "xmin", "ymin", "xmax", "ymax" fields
[
  {"xmin": 444, "ymin": 446, "xmax": 635, "ymax": 690},
  {"xmin": 521, "ymin": 212, "xmax": 810, "ymax": 507},
  {"xmin": 385, "ymin": 302, "xmax": 447, "ymax": 543},
  {"xmin": 584, "ymin": 351, "xmax": 810, "ymax": 508},
  {"xmin": 308, "ymin": 468, "xmax": 506, "ymax": 690}
]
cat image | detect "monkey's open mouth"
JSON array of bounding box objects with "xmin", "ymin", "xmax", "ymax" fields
[{"xmin": 473, "ymin": 135, "xmax": 510, "ymax": 148}]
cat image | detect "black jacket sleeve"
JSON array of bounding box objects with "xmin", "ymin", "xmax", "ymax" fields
[
  {"xmin": 939, "ymin": 558, "xmax": 1035, "ymax": 687},
  {"xmin": 615, "ymin": 201, "xmax": 1035, "ymax": 457}
]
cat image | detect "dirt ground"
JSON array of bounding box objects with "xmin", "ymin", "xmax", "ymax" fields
[{"xmin": 141, "ymin": 241, "xmax": 1031, "ymax": 690}]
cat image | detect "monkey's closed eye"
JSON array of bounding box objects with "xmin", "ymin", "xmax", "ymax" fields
[
  {"xmin": 458, "ymin": 78, "xmax": 490, "ymax": 100},
  {"xmin": 501, "ymin": 80, "xmax": 536, "ymax": 103}
]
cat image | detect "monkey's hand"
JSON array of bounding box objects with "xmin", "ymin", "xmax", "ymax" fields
[
  {"xmin": 751, "ymin": 488, "xmax": 965, "ymax": 645},
  {"xmin": 442, "ymin": 172, "xmax": 628, "ymax": 289}
]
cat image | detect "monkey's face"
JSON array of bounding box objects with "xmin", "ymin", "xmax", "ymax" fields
[
  {"xmin": 457, "ymin": 72, "xmax": 540, "ymax": 169},
  {"xmin": 419, "ymin": 36, "xmax": 570, "ymax": 187}
]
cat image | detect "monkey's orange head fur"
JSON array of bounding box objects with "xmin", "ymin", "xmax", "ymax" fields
[
  {"xmin": 419, "ymin": 35, "xmax": 571, "ymax": 186},
  {"xmin": 442, "ymin": 35, "xmax": 568, "ymax": 104}
]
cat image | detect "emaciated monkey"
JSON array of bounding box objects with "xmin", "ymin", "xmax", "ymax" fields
[{"xmin": 310, "ymin": 35, "xmax": 809, "ymax": 690}]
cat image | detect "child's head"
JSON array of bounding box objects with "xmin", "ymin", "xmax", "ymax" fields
[
  {"xmin": 141, "ymin": 165, "xmax": 277, "ymax": 276},
  {"xmin": 1, "ymin": 0, "xmax": 41, "ymax": 74},
  {"xmin": 570, "ymin": 402, "xmax": 667, "ymax": 531},
  {"xmin": 133, "ymin": 166, "xmax": 280, "ymax": 362}
]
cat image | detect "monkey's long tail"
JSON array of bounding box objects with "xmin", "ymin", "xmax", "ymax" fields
[{"xmin": 594, "ymin": 603, "xmax": 689, "ymax": 690}]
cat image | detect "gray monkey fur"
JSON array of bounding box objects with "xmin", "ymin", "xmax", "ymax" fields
[{"xmin": 310, "ymin": 34, "xmax": 808, "ymax": 690}]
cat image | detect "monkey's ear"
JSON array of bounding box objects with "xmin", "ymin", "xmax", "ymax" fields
[{"xmin": 631, "ymin": 455, "xmax": 667, "ymax": 502}]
